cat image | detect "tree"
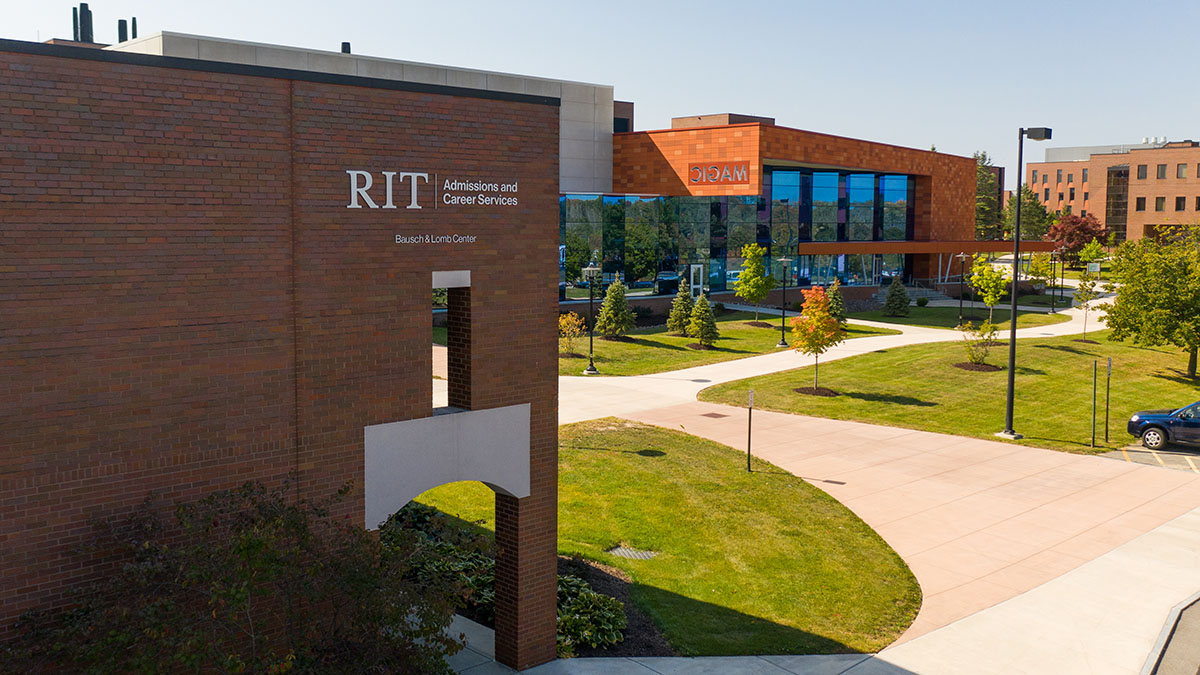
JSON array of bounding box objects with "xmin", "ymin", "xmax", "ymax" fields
[
  {"xmin": 1027, "ymin": 252, "xmax": 1054, "ymax": 292},
  {"xmin": 667, "ymin": 282, "xmax": 694, "ymax": 335},
  {"xmin": 970, "ymin": 253, "xmax": 1009, "ymax": 323},
  {"xmin": 688, "ymin": 294, "xmax": 720, "ymax": 347},
  {"xmin": 7, "ymin": 482, "xmax": 462, "ymax": 673},
  {"xmin": 883, "ymin": 275, "xmax": 910, "ymax": 316},
  {"xmin": 733, "ymin": 243, "xmax": 776, "ymax": 319},
  {"xmin": 1075, "ymin": 269, "xmax": 1100, "ymax": 341},
  {"xmin": 974, "ymin": 151, "xmax": 1002, "ymax": 241},
  {"xmin": 1102, "ymin": 224, "xmax": 1200, "ymax": 377},
  {"xmin": 1001, "ymin": 185, "xmax": 1054, "ymax": 241},
  {"xmin": 563, "ymin": 230, "xmax": 589, "ymax": 283},
  {"xmin": 1046, "ymin": 213, "xmax": 1106, "ymax": 267},
  {"xmin": 558, "ymin": 312, "xmax": 586, "ymax": 355},
  {"xmin": 790, "ymin": 286, "xmax": 845, "ymax": 391},
  {"xmin": 827, "ymin": 279, "xmax": 847, "ymax": 325},
  {"xmin": 1079, "ymin": 237, "xmax": 1105, "ymax": 265},
  {"xmin": 595, "ymin": 281, "xmax": 636, "ymax": 339}
]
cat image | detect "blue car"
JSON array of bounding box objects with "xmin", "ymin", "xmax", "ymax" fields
[{"xmin": 1127, "ymin": 402, "xmax": 1200, "ymax": 450}]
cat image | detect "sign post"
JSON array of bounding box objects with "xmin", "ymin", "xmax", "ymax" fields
[
  {"xmin": 1092, "ymin": 361, "xmax": 1098, "ymax": 448},
  {"xmin": 747, "ymin": 390, "xmax": 754, "ymax": 472},
  {"xmin": 1105, "ymin": 358, "xmax": 1112, "ymax": 444}
]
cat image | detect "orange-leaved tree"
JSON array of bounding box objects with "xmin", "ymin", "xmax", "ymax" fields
[{"xmin": 790, "ymin": 286, "xmax": 846, "ymax": 392}]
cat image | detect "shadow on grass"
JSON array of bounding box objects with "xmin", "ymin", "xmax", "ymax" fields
[
  {"xmin": 1033, "ymin": 343, "xmax": 1098, "ymax": 357},
  {"xmin": 1151, "ymin": 369, "xmax": 1200, "ymax": 387},
  {"xmin": 840, "ymin": 391, "xmax": 937, "ymax": 407},
  {"xmin": 572, "ymin": 445, "xmax": 669, "ymax": 458},
  {"xmin": 1015, "ymin": 366, "xmax": 1047, "ymax": 375}
]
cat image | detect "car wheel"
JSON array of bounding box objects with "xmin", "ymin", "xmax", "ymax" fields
[{"xmin": 1142, "ymin": 427, "xmax": 1167, "ymax": 450}]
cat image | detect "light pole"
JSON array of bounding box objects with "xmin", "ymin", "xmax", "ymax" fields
[
  {"xmin": 998, "ymin": 127, "xmax": 1052, "ymax": 440},
  {"xmin": 956, "ymin": 252, "xmax": 970, "ymax": 326},
  {"xmin": 1049, "ymin": 252, "xmax": 1057, "ymax": 314},
  {"xmin": 582, "ymin": 262, "xmax": 600, "ymax": 375},
  {"xmin": 776, "ymin": 256, "xmax": 792, "ymax": 347}
]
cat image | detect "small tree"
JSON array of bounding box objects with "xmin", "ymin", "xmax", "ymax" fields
[
  {"xmin": 733, "ymin": 243, "xmax": 776, "ymax": 319},
  {"xmin": 791, "ymin": 286, "xmax": 845, "ymax": 391},
  {"xmin": 688, "ymin": 294, "xmax": 720, "ymax": 347},
  {"xmin": 960, "ymin": 320, "xmax": 998, "ymax": 365},
  {"xmin": 1075, "ymin": 268, "xmax": 1100, "ymax": 341},
  {"xmin": 1078, "ymin": 237, "xmax": 1105, "ymax": 279},
  {"xmin": 1027, "ymin": 253, "xmax": 1054, "ymax": 292},
  {"xmin": 827, "ymin": 279, "xmax": 847, "ymax": 325},
  {"xmin": 595, "ymin": 281, "xmax": 635, "ymax": 339},
  {"xmin": 883, "ymin": 275, "xmax": 910, "ymax": 317},
  {"xmin": 1002, "ymin": 185, "xmax": 1055, "ymax": 241},
  {"xmin": 558, "ymin": 312, "xmax": 586, "ymax": 355},
  {"xmin": 970, "ymin": 254, "xmax": 1009, "ymax": 323},
  {"xmin": 1102, "ymin": 224, "xmax": 1200, "ymax": 377},
  {"xmin": 667, "ymin": 282, "xmax": 694, "ymax": 336},
  {"xmin": 1046, "ymin": 213, "xmax": 1106, "ymax": 267}
]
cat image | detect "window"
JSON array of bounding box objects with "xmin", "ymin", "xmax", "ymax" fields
[
  {"xmin": 1157, "ymin": 164, "xmax": 1167, "ymax": 179},
  {"xmin": 1069, "ymin": 187, "xmax": 1076, "ymax": 200},
  {"xmin": 1082, "ymin": 168, "xmax": 1089, "ymax": 183},
  {"xmin": 1156, "ymin": 196, "xmax": 1166, "ymax": 211},
  {"xmin": 1137, "ymin": 164, "xmax": 1148, "ymax": 179},
  {"xmin": 1044, "ymin": 188, "xmax": 1050, "ymax": 200},
  {"xmin": 1136, "ymin": 197, "xmax": 1146, "ymax": 211},
  {"xmin": 1058, "ymin": 192, "xmax": 1064, "ymax": 201},
  {"xmin": 1042, "ymin": 175, "xmax": 1048, "ymax": 184},
  {"xmin": 1196, "ymin": 196, "xmax": 1200, "ymax": 211},
  {"xmin": 1057, "ymin": 169, "xmax": 1063, "ymax": 183},
  {"xmin": 1176, "ymin": 196, "xmax": 1187, "ymax": 211},
  {"xmin": 1032, "ymin": 170, "xmax": 1038, "ymax": 183},
  {"xmin": 1080, "ymin": 210, "xmax": 1087, "ymax": 216},
  {"xmin": 1068, "ymin": 173, "xmax": 1074, "ymax": 184},
  {"xmin": 1179, "ymin": 163, "xmax": 1188, "ymax": 179},
  {"xmin": 1084, "ymin": 192, "xmax": 1089, "ymax": 201}
]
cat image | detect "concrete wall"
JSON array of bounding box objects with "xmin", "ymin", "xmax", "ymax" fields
[{"xmin": 109, "ymin": 32, "xmax": 614, "ymax": 194}]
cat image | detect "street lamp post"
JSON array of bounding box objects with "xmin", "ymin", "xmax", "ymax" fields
[
  {"xmin": 998, "ymin": 127, "xmax": 1052, "ymax": 440},
  {"xmin": 956, "ymin": 252, "xmax": 970, "ymax": 326},
  {"xmin": 1049, "ymin": 252, "xmax": 1057, "ymax": 314},
  {"xmin": 582, "ymin": 262, "xmax": 600, "ymax": 375},
  {"xmin": 776, "ymin": 256, "xmax": 792, "ymax": 347}
]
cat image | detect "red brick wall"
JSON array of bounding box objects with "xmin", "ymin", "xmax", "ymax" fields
[
  {"xmin": 613, "ymin": 124, "xmax": 763, "ymax": 196},
  {"xmin": 0, "ymin": 47, "xmax": 560, "ymax": 669}
]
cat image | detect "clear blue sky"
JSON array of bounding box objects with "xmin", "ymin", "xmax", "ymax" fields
[{"xmin": 7, "ymin": 0, "xmax": 1199, "ymax": 189}]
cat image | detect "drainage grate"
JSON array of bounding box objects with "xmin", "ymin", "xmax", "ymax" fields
[
  {"xmin": 606, "ymin": 545, "xmax": 657, "ymax": 560},
  {"xmin": 700, "ymin": 412, "xmax": 730, "ymax": 419}
]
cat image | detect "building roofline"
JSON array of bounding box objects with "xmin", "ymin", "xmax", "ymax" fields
[{"xmin": 0, "ymin": 37, "xmax": 560, "ymax": 107}]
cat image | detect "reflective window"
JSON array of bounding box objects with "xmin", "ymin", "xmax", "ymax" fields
[
  {"xmin": 880, "ymin": 175, "xmax": 909, "ymax": 240},
  {"xmin": 846, "ymin": 173, "xmax": 875, "ymax": 241},
  {"xmin": 811, "ymin": 172, "xmax": 839, "ymax": 241},
  {"xmin": 1137, "ymin": 164, "xmax": 1147, "ymax": 179}
]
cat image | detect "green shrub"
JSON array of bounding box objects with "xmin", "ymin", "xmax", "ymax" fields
[
  {"xmin": 688, "ymin": 295, "xmax": 720, "ymax": 347},
  {"xmin": 631, "ymin": 305, "xmax": 654, "ymax": 320},
  {"xmin": 595, "ymin": 282, "xmax": 636, "ymax": 338},
  {"xmin": 712, "ymin": 301, "xmax": 726, "ymax": 314},
  {"xmin": 791, "ymin": 300, "xmax": 804, "ymax": 312},
  {"xmin": 827, "ymin": 280, "xmax": 847, "ymax": 325},
  {"xmin": 556, "ymin": 576, "xmax": 627, "ymax": 657},
  {"xmin": 667, "ymin": 284, "xmax": 694, "ymax": 335},
  {"xmin": 883, "ymin": 276, "xmax": 910, "ymax": 317},
  {"xmin": 916, "ymin": 296, "xmax": 929, "ymax": 307},
  {"xmin": 960, "ymin": 321, "xmax": 998, "ymax": 365},
  {"xmin": 7, "ymin": 482, "xmax": 462, "ymax": 675}
]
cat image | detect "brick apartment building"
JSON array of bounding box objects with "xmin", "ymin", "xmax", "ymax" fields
[{"xmin": 1026, "ymin": 138, "xmax": 1200, "ymax": 242}]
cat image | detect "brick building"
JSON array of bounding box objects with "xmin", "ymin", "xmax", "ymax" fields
[
  {"xmin": 1026, "ymin": 139, "xmax": 1200, "ymax": 242},
  {"xmin": 0, "ymin": 34, "xmax": 578, "ymax": 670}
]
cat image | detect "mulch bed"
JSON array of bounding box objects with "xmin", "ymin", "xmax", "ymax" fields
[
  {"xmin": 557, "ymin": 556, "xmax": 675, "ymax": 657},
  {"xmin": 793, "ymin": 386, "xmax": 840, "ymax": 397},
  {"xmin": 743, "ymin": 321, "xmax": 775, "ymax": 328},
  {"xmin": 686, "ymin": 343, "xmax": 714, "ymax": 350},
  {"xmin": 1073, "ymin": 339, "xmax": 1098, "ymax": 344},
  {"xmin": 954, "ymin": 362, "xmax": 1002, "ymax": 372}
]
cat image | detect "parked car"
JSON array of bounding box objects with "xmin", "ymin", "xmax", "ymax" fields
[
  {"xmin": 654, "ymin": 271, "xmax": 681, "ymax": 295},
  {"xmin": 1127, "ymin": 402, "xmax": 1200, "ymax": 450}
]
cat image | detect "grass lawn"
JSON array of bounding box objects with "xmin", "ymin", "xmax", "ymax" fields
[
  {"xmin": 848, "ymin": 305, "xmax": 1071, "ymax": 331},
  {"xmin": 556, "ymin": 311, "xmax": 900, "ymax": 376},
  {"xmin": 417, "ymin": 419, "xmax": 920, "ymax": 655},
  {"xmin": 699, "ymin": 330, "xmax": 1200, "ymax": 455}
]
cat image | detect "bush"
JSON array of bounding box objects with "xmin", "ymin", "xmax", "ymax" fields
[
  {"xmin": 712, "ymin": 301, "xmax": 726, "ymax": 314},
  {"xmin": 883, "ymin": 276, "xmax": 910, "ymax": 316},
  {"xmin": 556, "ymin": 576, "xmax": 627, "ymax": 658},
  {"xmin": 916, "ymin": 297, "xmax": 929, "ymax": 307},
  {"xmin": 558, "ymin": 312, "xmax": 586, "ymax": 354},
  {"xmin": 631, "ymin": 305, "xmax": 655, "ymax": 320},
  {"xmin": 667, "ymin": 284, "xmax": 694, "ymax": 336},
  {"xmin": 791, "ymin": 300, "xmax": 805, "ymax": 312},
  {"xmin": 595, "ymin": 282, "xmax": 636, "ymax": 339},
  {"xmin": 8, "ymin": 482, "xmax": 463, "ymax": 675},
  {"xmin": 827, "ymin": 280, "xmax": 847, "ymax": 325},
  {"xmin": 688, "ymin": 294, "xmax": 720, "ymax": 347},
  {"xmin": 960, "ymin": 321, "xmax": 998, "ymax": 365}
]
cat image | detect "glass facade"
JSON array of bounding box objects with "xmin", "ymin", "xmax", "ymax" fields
[{"xmin": 560, "ymin": 167, "xmax": 916, "ymax": 293}]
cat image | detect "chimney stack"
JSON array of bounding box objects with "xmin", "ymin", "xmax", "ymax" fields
[
  {"xmin": 72, "ymin": 7, "xmax": 79, "ymax": 41},
  {"xmin": 118, "ymin": 19, "xmax": 127, "ymax": 43},
  {"xmin": 341, "ymin": 42, "xmax": 351, "ymax": 54}
]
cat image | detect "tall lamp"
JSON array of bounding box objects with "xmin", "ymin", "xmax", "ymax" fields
[
  {"xmin": 776, "ymin": 256, "xmax": 793, "ymax": 348},
  {"xmin": 956, "ymin": 252, "xmax": 970, "ymax": 326},
  {"xmin": 998, "ymin": 127, "xmax": 1052, "ymax": 440},
  {"xmin": 582, "ymin": 262, "xmax": 601, "ymax": 375},
  {"xmin": 1048, "ymin": 252, "xmax": 1057, "ymax": 314}
]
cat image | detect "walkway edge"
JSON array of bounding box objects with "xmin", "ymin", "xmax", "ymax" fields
[{"xmin": 1140, "ymin": 589, "xmax": 1200, "ymax": 675}]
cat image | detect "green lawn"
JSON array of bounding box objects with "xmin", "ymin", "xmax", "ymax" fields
[
  {"xmin": 557, "ymin": 312, "xmax": 900, "ymax": 376},
  {"xmin": 417, "ymin": 420, "xmax": 920, "ymax": 655},
  {"xmin": 700, "ymin": 330, "xmax": 1200, "ymax": 455},
  {"xmin": 848, "ymin": 306, "xmax": 1071, "ymax": 331}
]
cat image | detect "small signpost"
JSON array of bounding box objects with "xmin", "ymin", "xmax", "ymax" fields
[
  {"xmin": 1105, "ymin": 358, "xmax": 1112, "ymax": 444},
  {"xmin": 1091, "ymin": 361, "xmax": 1098, "ymax": 448},
  {"xmin": 747, "ymin": 389, "xmax": 754, "ymax": 472}
]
